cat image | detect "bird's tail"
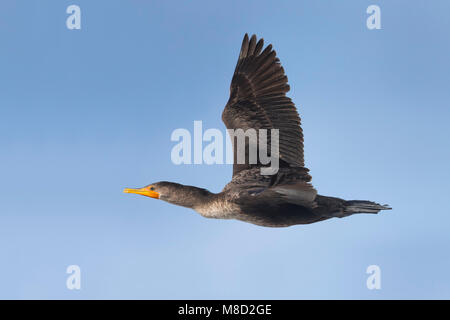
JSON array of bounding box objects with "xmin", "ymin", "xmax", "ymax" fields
[{"xmin": 344, "ymin": 200, "xmax": 391, "ymax": 214}]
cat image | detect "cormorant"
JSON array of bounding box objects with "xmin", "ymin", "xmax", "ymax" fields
[{"xmin": 124, "ymin": 34, "xmax": 391, "ymax": 227}]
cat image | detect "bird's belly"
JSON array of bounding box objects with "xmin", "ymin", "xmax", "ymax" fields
[
  {"xmin": 235, "ymin": 204, "xmax": 325, "ymax": 227},
  {"xmin": 195, "ymin": 200, "xmax": 325, "ymax": 227}
]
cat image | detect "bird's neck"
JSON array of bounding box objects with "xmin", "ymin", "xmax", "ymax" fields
[{"xmin": 167, "ymin": 185, "xmax": 218, "ymax": 209}]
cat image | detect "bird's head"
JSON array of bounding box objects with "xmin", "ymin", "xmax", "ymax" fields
[{"xmin": 124, "ymin": 181, "xmax": 211, "ymax": 208}]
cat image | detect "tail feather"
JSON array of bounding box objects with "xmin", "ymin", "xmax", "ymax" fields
[{"xmin": 344, "ymin": 200, "xmax": 391, "ymax": 214}]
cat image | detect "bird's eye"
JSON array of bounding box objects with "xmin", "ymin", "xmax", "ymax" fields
[{"xmin": 150, "ymin": 187, "xmax": 155, "ymax": 191}]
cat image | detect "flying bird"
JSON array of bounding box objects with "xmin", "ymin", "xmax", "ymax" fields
[{"xmin": 124, "ymin": 34, "xmax": 391, "ymax": 227}]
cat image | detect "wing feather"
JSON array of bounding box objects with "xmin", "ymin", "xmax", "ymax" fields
[{"xmin": 222, "ymin": 34, "xmax": 306, "ymax": 177}]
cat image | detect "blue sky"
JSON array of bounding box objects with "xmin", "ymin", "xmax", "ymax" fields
[{"xmin": 1, "ymin": 0, "xmax": 449, "ymax": 299}]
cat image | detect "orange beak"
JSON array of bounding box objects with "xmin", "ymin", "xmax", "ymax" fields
[{"xmin": 123, "ymin": 187, "xmax": 160, "ymax": 199}]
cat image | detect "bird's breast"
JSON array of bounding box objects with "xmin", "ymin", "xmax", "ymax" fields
[{"xmin": 194, "ymin": 200, "xmax": 241, "ymax": 219}]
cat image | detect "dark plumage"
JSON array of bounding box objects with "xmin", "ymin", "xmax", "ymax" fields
[{"xmin": 124, "ymin": 34, "xmax": 391, "ymax": 227}]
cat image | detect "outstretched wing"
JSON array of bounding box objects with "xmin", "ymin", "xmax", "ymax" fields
[{"xmin": 222, "ymin": 34, "xmax": 306, "ymax": 177}]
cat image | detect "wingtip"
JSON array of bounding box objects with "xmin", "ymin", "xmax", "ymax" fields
[
  {"xmin": 240, "ymin": 34, "xmax": 266, "ymax": 58},
  {"xmin": 239, "ymin": 34, "xmax": 249, "ymax": 58}
]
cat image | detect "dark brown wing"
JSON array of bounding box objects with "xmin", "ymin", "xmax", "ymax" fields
[{"xmin": 222, "ymin": 34, "xmax": 306, "ymax": 176}]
